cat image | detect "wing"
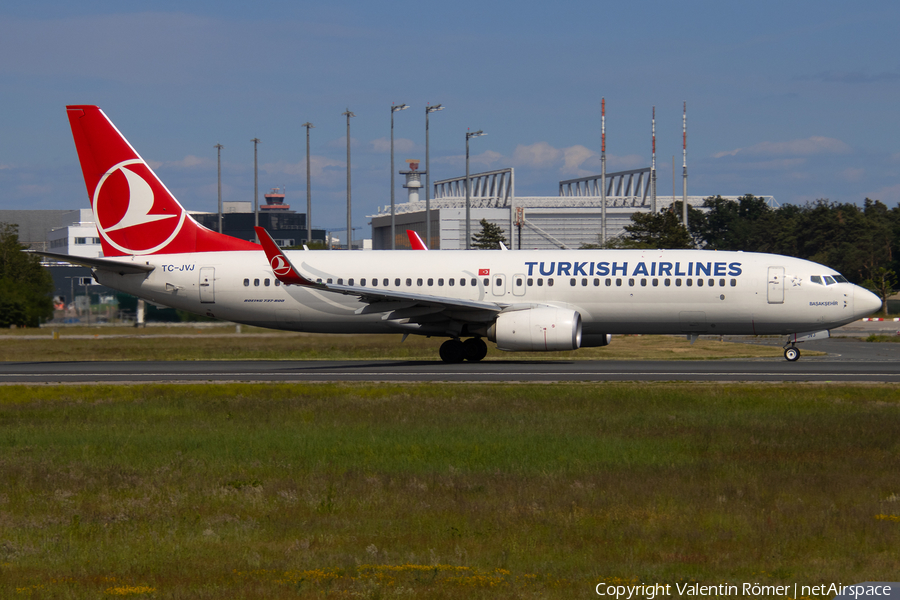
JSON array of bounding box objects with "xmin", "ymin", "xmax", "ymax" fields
[
  {"xmin": 255, "ymin": 226, "xmax": 509, "ymax": 335},
  {"xmin": 29, "ymin": 250, "xmax": 155, "ymax": 275}
]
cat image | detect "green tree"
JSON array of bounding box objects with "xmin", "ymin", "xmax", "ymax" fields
[
  {"xmin": 621, "ymin": 208, "xmax": 694, "ymax": 249},
  {"xmin": 471, "ymin": 219, "xmax": 507, "ymax": 250},
  {"xmin": 0, "ymin": 223, "xmax": 54, "ymax": 327},
  {"xmin": 862, "ymin": 266, "xmax": 897, "ymax": 316}
]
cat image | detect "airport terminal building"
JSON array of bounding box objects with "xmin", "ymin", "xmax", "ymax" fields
[{"xmin": 368, "ymin": 166, "xmax": 774, "ymax": 250}]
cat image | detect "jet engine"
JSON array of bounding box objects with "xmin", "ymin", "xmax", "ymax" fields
[{"xmin": 488, "ymin": 307, "xmax": 582, "ymax": 351}]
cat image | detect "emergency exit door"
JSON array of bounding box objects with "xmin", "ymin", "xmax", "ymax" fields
[
  {"xmin": 767, "ymin": 266, "xmax": 784, "ymax": 304},
  {"xmin": 199, "ymin": 267, "xmax": 215, "ymax": 303}
]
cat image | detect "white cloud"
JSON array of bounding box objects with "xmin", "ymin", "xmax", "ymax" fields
[
  {"xmin": 714, "ymin": 136, "xmax": 850, "ymax": 158},
  {"xmin": 562, "ymin": 145, "xmax": 597, "ymax": 174},
  {"xmin": 512, "ymin": 142, "xmax": 562, "ymax": 168},
  {"xmin": 869, "ymin": 183, "xmax": 900, "ymax": 203},
  {"xmin": 370, "ymin": 137, "xmax": 416, "ymax": 153}
]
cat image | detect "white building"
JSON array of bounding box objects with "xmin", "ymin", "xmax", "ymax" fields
[{"xmin": 47, "ymin": 209, "xmax": 103, "ymax": 258}]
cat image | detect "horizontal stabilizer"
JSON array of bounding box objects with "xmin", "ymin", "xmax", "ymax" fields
[{"xmin": 29, "ymin": 250, "xmax": 155, "ymax": 274}]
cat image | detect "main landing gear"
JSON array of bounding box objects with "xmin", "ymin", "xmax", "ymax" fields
[
  {"xmin": 783, "ymin": 344, "xmax": 800, "ymax": 362},
  {"xmin": 439, "ymin": 338, "xmax": 488, "ymax": 363}
]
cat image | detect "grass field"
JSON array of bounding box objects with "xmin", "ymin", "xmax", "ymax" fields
[
  {"xmin": 1, "ymin": 383, "xmax": 898, "ymax": 598},
  {"xmin": 0, "ymin": 328, "xmax": 792, "ymax": 362}
]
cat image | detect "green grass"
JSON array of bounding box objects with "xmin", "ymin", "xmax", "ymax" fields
[
  {"xmin": 1, "ymin": 383, "xmax": 898, "ymax": 598},
  {"xmin": 0, "ymin": 330, "xmax": 789, "ymax": 361}
]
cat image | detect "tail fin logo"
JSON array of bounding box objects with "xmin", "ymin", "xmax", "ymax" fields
[
  {"xmin": 93, "ymin": 159, "xmax": 187, "ymax": 255},
  {"xmin": 270, "ymin": 255, "xmax": 292, "ymax": 276}
]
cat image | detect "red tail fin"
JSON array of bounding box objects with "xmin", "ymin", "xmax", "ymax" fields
[{"xmin": 66, "ymin": 105, "xmax": 259, "ymax": 256}]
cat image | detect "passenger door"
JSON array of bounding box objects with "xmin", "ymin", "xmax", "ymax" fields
[{"xmin": 767, "ymin": 266, "xmax": 784, "ymax": 304}]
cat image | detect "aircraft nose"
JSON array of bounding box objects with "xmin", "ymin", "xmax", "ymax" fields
[{"xmin": 854, "ymin": 286, "xmax": 882, "ymax": 317}]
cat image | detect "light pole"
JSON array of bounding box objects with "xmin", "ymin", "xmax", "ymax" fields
[
  {"xmin": 390, "ymin": 103, "xmax": 408, "ymax": 249},
  {"xmin": 214, "ymin": 143, "xmax": 223, "ymax": 234},
  {"xmin": 425, "ymin": 104, "xmax": 443, "ymax": 249},
  {"xmin": 342, "ymin": 109, "xmax": 355, "ymax": 250},
  {"xmin": 301, "ymin": 122, "xmax": 314, "ymax": 245},
  {"xmin": 251, "ymin": 138, "xmax": 260, "ymax": 232},
  {"xmin": 465, "ymin": 129, "xmax": 486, "ymax": 250}
]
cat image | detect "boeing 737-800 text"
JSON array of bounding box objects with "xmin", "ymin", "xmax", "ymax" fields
[{"xmin": 36, "ymin": 105, "xmax": 882, "ymax": 362}]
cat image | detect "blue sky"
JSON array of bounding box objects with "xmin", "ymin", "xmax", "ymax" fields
[{"xmin": 1, "ymin": 1, "xmax": 898, "ymax": 234}]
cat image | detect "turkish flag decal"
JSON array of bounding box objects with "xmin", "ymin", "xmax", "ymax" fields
[{"xmin": 478, "ymin": 268, "xmax": 490, "ymax": 276}]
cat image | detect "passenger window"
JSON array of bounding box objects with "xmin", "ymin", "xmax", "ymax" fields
[
  {"xmin": 538, "ymin": 278, "xmax": 544, "ymax": 286},
  {"xmin": 616, "ymin": 278, "xmax": 622, "ymax": 287},
  {"xmin": 337, "ymin": 279, "xmax": 343, "ymax": 285},
  {"xmin": 449, "ymin": 279, "xmax": 455, "ymax": 286},
  {"xmin": 640, "ymin": 279, "xmax": 647, "ymax": 287},
  {"xmin": 548, "ymin": 278, "xmax": 554, "ymax": 286},
  {"xmin": 471, "ymin": 278, "xmax": 477, "ymax": 286},
  {"xmin": 730, "ymin": 279, "xmax": 737, "ymax": 287},
  {"xmin": 349, "ymin": 278, "xmax": 355, "ymax": 286},
  {"xmin": 628, "ymin": 278, "xmax": 634, "ymax": 287},
  {"xmin": 570, "ymin": 278, "xmax": 576, "ymax": 287},
  {"xmin": 275, "ymin": 280, "xmax": 281, "ymax": 287},
  {"xmin": 810, "ymin": 275, "xmax": 823, "ymax": 284},
  {"xmin": 428, "ymin": 278, "xmax": 434, "ymax": 286},
  {"xmin": 361, "ymin": 278, "xmax": 367, "ymax": 286},
  {"xmin": 593, "ymin": 278, "xmax": 600, "ymax": 286},
  {"xmin": 516, "ymin": 278, "xmax": 522, "ymax": 286},
  {"xmin": 697, "ymin": 279, "xmax": 703, "ymax": 287},
  {"xmin": 527, "ymin": 278, "xmax": 533, "ymax": 286},
  {"xmin": 606, "ymin": 278, "xmax": 612, "ymax": 286},
  {"xmin": 719, "ymin": 279, "xmax": 725, "ymax": 287},
  {"xmin": 438, "ymin": 278, "xmax": 444, "ymax": 286},
  {"xmin": 582, "ymin": 278, "xmax": 588, "ymax": 286},
  {"xmin": 371, "ymin": 278, "xmax": 377, "ymax": 286},
  {"xmin": 406, "ymin": 278, "xmax": 412, "ymax": 286},
  {"xmin": 708, "ymin": 279, "xmax": 714, "ymax": 287},
  {"xmin": 395, "ymin": 278, "xmax": 401, "ymax": 286},
  {"xmin": 243, "ymin": 278, "xmax": 250, "ymax": 287},
  {"xmin": 664, "ymin": 278, "xmax": 671, "ymax": 287},
  {"xmin": 417, "ymin": 278, "xmax": 423, "ymax": 286},
  {"xmin": 483, "ymin": 278, "xmax": 489, "ymax": 287},
  {"xmin": 460, "ymin": 278, "xmax": 466, "ymax": 286},
  {"xmin": 652, "ymin": 278, "xmax": 658, "ymax": 287},
  {"xmin": 254, "ymin": 278, "xmax": 260, "ymax": 286},
  {"xmin": 686, "ymin": 279, "xmax": 693, "ymax": 287},
  {"xmin": 675, "ymin": 279, "xmax": 681, "ymax": 287}
]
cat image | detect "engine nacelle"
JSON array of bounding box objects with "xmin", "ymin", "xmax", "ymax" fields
[{"xmin": 489, "ymin": 307, "xmax": 582, "ymax": 352}]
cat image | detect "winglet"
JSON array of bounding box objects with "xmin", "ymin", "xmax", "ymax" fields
[
  {"xmin": 406, "ymin": 229, "xmax": 428, "ymax": 250},
  {"xmin": 254, "ymin": 226, "xmax": 320, "ymax": 287}
]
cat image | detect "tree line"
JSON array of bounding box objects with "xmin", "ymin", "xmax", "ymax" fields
[{"xmin": 594, "ymin": 195, "xmax": 899, "ymax": 312}]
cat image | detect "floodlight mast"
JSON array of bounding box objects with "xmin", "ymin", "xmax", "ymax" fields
[
  {"xmin": 251, "ymin": 138, "xmax": 260, "ymax": 231},
  {"xmin": 214, "ymin": 143, "xmax": 224, "ymax": 234},
  {"xmin": 390, "ymin": 103, "xmax": 408, "ymax": 249},
  {"xmin": 425, "ymin": 103, "xmax": 444, "ymax": 249},
  {"xmin": 465, "ymin": 129, "xmax": 486, "ymax": 250},
  {"xmin": 301, "ymin": 122, "xmax": 314, "ymax": 246},
  {"xmin": 342, "ymin": 109, "xmax": 355, "ymax": 250}
]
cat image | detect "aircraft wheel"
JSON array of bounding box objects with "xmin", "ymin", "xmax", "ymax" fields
[
  {"xmin": 439, "ymin": 339, "xmax": 465, "ymax": 363},
  {"xmin": 784, "ymin": 346, "xmax": 800, "ymax": 362},
  {"xmin": 463, "ymin": 337, "xmax": 488, "ymax": 362}
]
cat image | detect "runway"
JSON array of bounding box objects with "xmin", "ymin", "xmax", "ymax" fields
[{"xmin": 3, "ymin": 338, "xmax": 900, "ymax": 383}]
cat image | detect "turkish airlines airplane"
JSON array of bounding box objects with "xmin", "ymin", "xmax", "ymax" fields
[{"xmin": 38, "ymin": 105, "xmax": 881, "ymax": 363}]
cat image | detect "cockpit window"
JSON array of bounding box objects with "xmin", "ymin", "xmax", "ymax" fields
[
  {"xmin": 810, "ymin": 275, "xmax": 823, "ymax": 284},
  {"xmin": 833, "ymin": 275, "xmax": 849, "ymax": 283},
  {"xmin": 823, "ymin": 276, "xmax": 836, "ymax": 285}
]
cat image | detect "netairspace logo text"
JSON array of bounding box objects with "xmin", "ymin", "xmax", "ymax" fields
[{"xmin": 594, "ymin": 582, "xmax": 894, "ymax": 598}]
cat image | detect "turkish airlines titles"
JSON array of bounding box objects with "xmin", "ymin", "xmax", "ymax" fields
[{"xmin": 523, "ymin": 260, "xmax": 743, "ymax": 278}]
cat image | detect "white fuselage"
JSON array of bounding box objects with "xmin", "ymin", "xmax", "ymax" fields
[{"xmin": 94, "ymin": 248, "xmax": 876, "ymax": 338}]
